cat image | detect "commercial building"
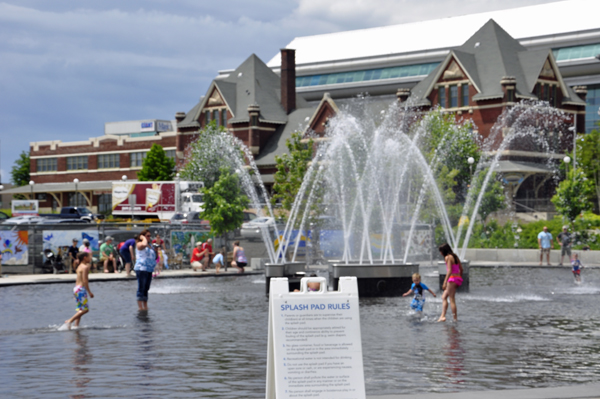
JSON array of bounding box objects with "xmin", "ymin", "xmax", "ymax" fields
[{"xmin": 4, "ymin": 120, "xmax": 177, "ymax": 213}]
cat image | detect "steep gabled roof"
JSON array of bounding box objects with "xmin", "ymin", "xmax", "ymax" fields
[
  {"xmin": 225, "ymin": 54, "xmax": 288, "ymax": 124},
  {"xmin": 178, "ymin": 54, "xmax": 310, "ymax": 129},
  {"xmin": 406, "ymin": 19, "xmax": 587, "ymax": 106}
]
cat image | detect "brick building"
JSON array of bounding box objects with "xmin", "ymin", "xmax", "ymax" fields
[{"xmin": 7, "ymin": 120, "xmax": 177, "ymax": 213}]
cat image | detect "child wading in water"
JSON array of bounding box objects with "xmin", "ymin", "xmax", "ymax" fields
[
  {"xmin": 438, "ymin": 243, "xmax": 463, "ymax": 322},
  {"xmin": 571, "ymin": 253, "xmax": 584, "ymax": 283},
  {"xmin": 403, "ymin": 273, "xmax": 436, "ymax": 312},
  {"xmin": 65, "ymin": 252, "xmax": 94, "ymax": 330}
]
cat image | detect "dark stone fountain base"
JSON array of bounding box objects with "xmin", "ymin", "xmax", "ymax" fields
[
  {"xmin": 265, "ymin": 262, "xmax": 307, "ymax": 295},
  {"xmin": 438, "ymin": 260, "xmax": 470, "ymax": 292},
  {"xmin": 328, "ymin": 261, "xmax": 419, "ymax": 297}
]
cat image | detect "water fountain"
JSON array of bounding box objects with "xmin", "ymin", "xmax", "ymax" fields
[
  {"xmin": 272, "ymin": 99, "xmax": 570, "ymax": 296},
  {"xmin": 183, "ymin": 100, "xmax": 570, "ymax": 297}
]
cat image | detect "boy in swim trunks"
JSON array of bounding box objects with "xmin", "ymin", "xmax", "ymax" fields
[
  {"xmin": 65, "ymin": 252, "xmax": 94, "ymax": 330},
  {"xmin": 571, "ymin": 253, "xmax": 584, "ymax": 283},
  {"xmin": 403, "ymin": 273, "xmax": 436, "ymax": 312}
]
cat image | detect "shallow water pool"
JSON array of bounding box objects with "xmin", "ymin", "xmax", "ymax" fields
[{"xmin": 1, "ymin": 267, "xmax": 599, "ymax": 397}]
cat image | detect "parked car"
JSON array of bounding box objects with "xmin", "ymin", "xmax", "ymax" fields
[
  {"xmin": 40, "ymin": 206, "xmax": 103, "ymax": 221},
  {"xmin": 241, "ymin": 217, "xmax": 275, "ymax": 240},
  {"xmin": 4, "ymin": 215, "xmax": 47, "ymax": 224},
  {"xmin": 37, "ymin": 218, "xmax": 90, "ymax": 224},
  {"xmin": 169, "ymin": 212, "xmax": 186, "ymax": 224},
  {"xmin": 182, "ymin": 212, "xmax": 210, "ymax": 227},
  {"xmin": 0, "ymin": 211, "xmax": 9, "ymax": 222}
]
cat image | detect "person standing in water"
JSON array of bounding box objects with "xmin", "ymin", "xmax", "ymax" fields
[
  {"xmin": 403, "ymin": 273, "xmax": 436, "ymax": 313},
  {"xmin": 65, "ymin": 252, "xmax": 94, "ymax": 330},
  {"xmin": 438, "ymin": 243, "xmax": 463, "ymax": 322},
  {"xmin": 134, "ymin": 230, "xmax": 157, "ymax": 311}
]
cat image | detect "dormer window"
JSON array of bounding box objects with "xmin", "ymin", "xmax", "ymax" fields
[
  {"xmin": 462, "ymin": 84, "xmax": 469, "ymax": 106},
  {"xmin": 221, "ymin": 109, "xmax": 227, "ymax": 127},
  {"xmin": 507, "ymin": 87, "xmax": 514, "ymax": 102},
  {"xmin": 450, "ymin": 85, "xmax": 458, "ymax": 108},
  {"xmin": 251, "ymin": 115, "xmax": 258, "ymax": 126},
  {"xmin": 439, "ymin": 87, "xmax": 446, "ymax": 108}
]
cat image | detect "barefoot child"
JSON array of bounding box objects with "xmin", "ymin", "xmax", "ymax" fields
[
  {"xmin": 403, "ymin": 273, "xmax": 436, "ymax": 312},
  {"xmin": 65, "ymin": 252, "xmax": 94, "ymax": 330},
  {"xmin": 571, "ymin": 253, "xmax": 584, "ymax": 283},
  {"xmin": 438, "ymin": 243, "xmax": 463, "ymax": 322}
]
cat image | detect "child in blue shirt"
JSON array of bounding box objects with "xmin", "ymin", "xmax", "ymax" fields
[
  {"xmin": 571, "ymin": 253, "xmax": 584, "ymax": 283},
  {"xmin": 403, "ymin": 273, "xmax": 436, "ymax": 312}
]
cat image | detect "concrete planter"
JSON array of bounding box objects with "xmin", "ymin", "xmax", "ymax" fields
[
  {"xmin": 265, "ymin": 262, "xmax": 306, "ymax": 295},
  {"xmin": 438, "ymin": 260, "xmax": 470, "ymax": 292},
  {"xmin": 328, "ymin": 261, "xmax": 418, "ymax": 297}
]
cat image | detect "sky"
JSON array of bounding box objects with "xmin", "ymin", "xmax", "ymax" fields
[{"xmin": 0, "ymin": 0, "xmax": 561, "ymax": 184}]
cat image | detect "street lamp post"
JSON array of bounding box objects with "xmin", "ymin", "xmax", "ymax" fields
[
  {"xmin": 29, "ymin": 180, "xmax": 34, "ymax": 199},
  {"xmin": 73, "ymin": 178, "xmax": 79, "ymax": 207},
  {"xmin": 467, "ymin": 156, "xmax": 475, "ymax": 189},
  {"xmin": 563, "ymin": 156, "xmax": 571, "ymax": 178}
]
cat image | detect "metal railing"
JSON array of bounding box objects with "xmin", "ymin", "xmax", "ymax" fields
[{"xmin": 0, "ymin": 222, "xmax": 228, "ymax": 274}]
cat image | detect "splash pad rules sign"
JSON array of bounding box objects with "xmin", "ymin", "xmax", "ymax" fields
[{"xmin": 266, "ymin": 276, "xmax": 366, "ymax": 399}]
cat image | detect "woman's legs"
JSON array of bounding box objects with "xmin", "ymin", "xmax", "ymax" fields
[
  {"xmin": 438, "ymin": 289, "xmax": 449, "ymax": 322},
  {"xmin": 447, "ymin": 283, "xmax": 458, "ymax": 320},
  {"xmin": 136, "ymin": 271, "xmax": 152, "ymax": 310}
]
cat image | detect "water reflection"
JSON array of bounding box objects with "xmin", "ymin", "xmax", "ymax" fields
[
  {"xmin": 70, "ymin": 331, "xmax": 92, "ymax": 399},
  {"xmin": 443, "ymin": 325, "xmax": 465, "ymax": 386},
  {"xmin": 135, "ymin": 311, "xmax": 154, "ymax": 374}
]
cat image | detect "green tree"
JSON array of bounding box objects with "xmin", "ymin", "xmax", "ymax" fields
[
  {"xmin": 179, "ymin": 121, "xmax": 236, "ymax": 188},
  {"xmin": 11, "ymin": 151, "xmax": 30, "ymax": 186},
  {"xmin": 420, "ymin": 110, "xmax": 480, "ymax": 203},
  {"xmin": 552, "ymin": 167, "xmax": 595, "ymax": 221},
  {"xmin": 577, "ymin": 128, "xmax": 600, "ymax": 210},
  {"xmin": 471, "ymin": 171, "xmax": 506, "ymax": 226},
  {"xmin": 137, "ymin": 143, "xmax": 175, "ymax": 181},
  {"xmin": 271, "ymin": 132, "xmax": 314, "ymax": 211},
  {"xmin": 200, "ymin": 168, "xmax": 249, "ymax": 245}
]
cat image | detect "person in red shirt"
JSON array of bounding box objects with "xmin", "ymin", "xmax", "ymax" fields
[
  {"xmin": 200, "ymin": 238, "xmax": 213, "ymax": 271},
  {"xmin": 191, "ymin": 242, "xmax": 208, "ymax": 271}
]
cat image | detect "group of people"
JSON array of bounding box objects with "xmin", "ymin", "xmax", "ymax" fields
[
  {"xmin": 64, "ymin": 233, "xmax": 252, "ymax": 329},
  {"xmin": 65, "ymin": 229, "xmax": 161, "ymax": 329},
  {"xmin": 538, "ymin": 225, "xmax": 585, "ymax": 281},
  {"xmin": 403, "ymin": 243, "xmax": 463, "ymax": 322},
  {"xmin": 190, "ymin": 239, "xmax": 248, "ymax": 274}
]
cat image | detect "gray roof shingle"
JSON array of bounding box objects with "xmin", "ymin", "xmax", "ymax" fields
[{"xmin": 407, "ymin": 19, "xmax": 585, "ymax": 106}]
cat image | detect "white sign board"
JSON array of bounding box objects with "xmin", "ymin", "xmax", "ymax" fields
[
  {"xmin": 12, "ymin": 199, "xmax": 39, "ymax": 216},
  {"xmin": 266, "ymin": 276, "xmax": 366, "ymax": 399}
]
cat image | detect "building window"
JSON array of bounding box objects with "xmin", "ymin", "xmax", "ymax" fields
[
  {"xmin": 450, "ymin": 85, "xmax": 458, "ymax": 108},
  {"xmin": 37, "ymin": 193, "xmax": 47, "ymax": 201},
  {"xmin": 130, "ymin": 152, "xmax": 147, "ymax": 168},
  {"xmin": 66, "ymin": 156, "xmax": 88, "ymax": 170},
  {"xmin": 165, "ymin": 150, "xmax": 176, "ymax": 160},
  {"xmin": 98, "ymin": 194, "xmax": 112, "ymax": 214},
  {"xmin": 462, "ymin": 84, "xmax": 469, "ymax": 106},
  {"xmin": 535, "ymin": 83, "xmax": 541, "ymax": 99},
  {"xmin": 251, "ymin": 114, "xmax": 258, "ymax": 126},
  {"xmin": 585, "ymin": 84, "xmax": 600, "ymax": 133},
  {"xmin": 69, "ymin": 192, "xmax": 87, "ymax": 207},
  {"xmin": 221, "ymin": 108, "xmax": 227, "ymax": 127},
  {"xmin": 213, "ymin": 110, "xmax": 220, "ymax": 127},
  {"xmin": 438, "ymin": 87, "xmax": 446, "ymax": 108},
  {"xmin": 544, "ymin": 83, "xmax": 550, "ymax": 102},
  {"xmin": 98, "ymin": 153, "xmax": 120, "ymax": 169},
  {"xmin": 205, "ymin": 110, "xmax": 210, "ymax": 126},
  {"xmin": 550, "ymin": 85, "xmax": 557, "ymax": 107},
  {"xmin": 37, "ymin": 158, "xmax": 57, "ymax": 172},
  {"xmin": 507, "ymin": 88, "xmax": 514, "ymax": 103}
]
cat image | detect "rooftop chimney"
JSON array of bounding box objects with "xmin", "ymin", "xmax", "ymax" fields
[{"xmin": 280, "ymin": 49, "xmax": 296, "ymax": 114}]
